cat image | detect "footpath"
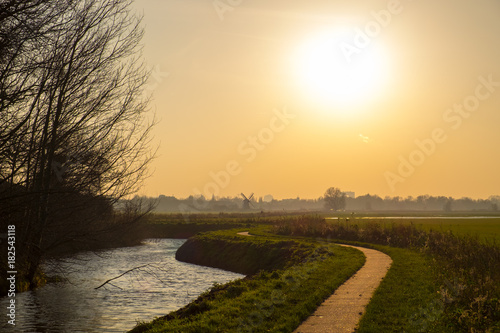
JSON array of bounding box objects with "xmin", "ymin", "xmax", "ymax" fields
[
  {"xmin": 236, "ymin": 231, "xmax": 392, "ymax": 333},
  {"xmin": 293, "ymin": 244, "xmax": 392, "ymax": 333}
]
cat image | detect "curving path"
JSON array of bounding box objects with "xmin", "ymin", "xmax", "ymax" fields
[
  {"xmin": 236, "ymin": 232, "xmax": 392, "ymax": 332},
  {"xmin": 293, "ymin": 244, "xmax": 392, "ymax": 333}
]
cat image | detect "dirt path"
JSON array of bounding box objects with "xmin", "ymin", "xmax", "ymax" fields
[{"xmin": 293, "ymin": 244, "xmax": 392, "ymax": 333}]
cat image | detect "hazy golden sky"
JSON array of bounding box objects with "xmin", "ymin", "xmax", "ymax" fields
[{"xmin": 132, "ymin": 0, "xmax": 500, "ymax": 200}]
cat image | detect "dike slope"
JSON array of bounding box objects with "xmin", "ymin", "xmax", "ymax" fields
[{"xmin": 175, "ymin": 233, "xmax": 311, "ymax": 275}]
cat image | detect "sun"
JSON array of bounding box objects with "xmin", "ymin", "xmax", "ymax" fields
[{"xmin": 294, "ymin": 29, "xmax": 389, "ymax": 113}]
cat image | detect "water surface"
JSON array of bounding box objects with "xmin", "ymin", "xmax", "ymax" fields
[{"xmin": 1, "ymin": 239, "xmax": 244, "ymax": 332}]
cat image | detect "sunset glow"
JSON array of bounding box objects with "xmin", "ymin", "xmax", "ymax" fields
[
  {"xmin": 3, "ymin": 2, "xmax": 500, "ymax": 331},
  {"xmin": 294, "ymin": 29, "xmax": 389, "ymax": 111},
  {"xmin": 130, "ymin": 0, "xmax": 500, "ymax": 200}
]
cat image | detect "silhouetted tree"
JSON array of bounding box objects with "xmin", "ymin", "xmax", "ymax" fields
[
  {"xmin": 1, "ymin": 1, "xmax": 69, "ymax": 186},
  {"xmin": 1, "ymin": 0, "xmax": 155, "ymax": 288},
  {"xmin": 444, "ymin": 200, "xmax": 453, "ymax": 212},
  {"xmin": 324, "ymin": 187, "xmax": 346, "ymax": 211}
]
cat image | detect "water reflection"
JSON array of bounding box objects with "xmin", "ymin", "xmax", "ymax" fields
[{"xmin": 1, "ymin": 239, "xmax": 244, "ymax": 332}]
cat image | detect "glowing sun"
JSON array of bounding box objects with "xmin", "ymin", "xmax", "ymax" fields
[{"xmin": 294, "ymin": 29, "xmax": 389, "ymax": 111}]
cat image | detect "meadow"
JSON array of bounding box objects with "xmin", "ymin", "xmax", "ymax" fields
[
  {"xmin": 134, "ymin": 212, "xmax": 500, "ymax": 332},
  {"xmin": 147, "ymin": 211, "xmax": 500, "ymax": 243},
  {"xmin": 326, "ymin": 215, "xmax": 500, "ymax": 243},
  {"xmin": 372, "ymin": 217, "xmax": 500, "ymax": 243}
]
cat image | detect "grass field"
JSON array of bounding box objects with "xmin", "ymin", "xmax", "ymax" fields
[
  {"xmin": 392, "ymin": 218, "xmax": 500, "ymax": 243},
  {"xmin": 326, "ymin": 215, "xmax": 500, "ymax": 243},
  {"xmin": 148, "ymin": 212, "xmax": 500, "ymax": 243}
]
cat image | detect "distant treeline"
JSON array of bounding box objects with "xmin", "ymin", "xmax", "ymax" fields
[{"xmin": 128, "ymin": 194, "xmax": 500, "ymax": 213}]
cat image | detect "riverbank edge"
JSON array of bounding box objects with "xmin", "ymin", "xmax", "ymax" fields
[
  {"xmin": 0, "ymin": 222, "xmax": 245, "ymax": 296},
  {"xmin": 129, "ymin": 229, "xmax": 366, "ymax": 332},
  {"xmin": 175, "ymin": 231, "xmax": 311, "ymax": 275}
]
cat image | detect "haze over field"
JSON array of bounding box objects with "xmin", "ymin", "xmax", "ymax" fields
[
  {"xmin": 3, "ymin": 3, "xmax": 499, "ymax": 332},
  {"xmin": 132, "ymin": 0, "xmax": 500, "ymax": 200}
]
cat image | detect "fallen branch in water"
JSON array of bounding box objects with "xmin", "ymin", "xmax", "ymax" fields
[{"xmin": 95, "ymin": 264, "xmax": 151, "ymax": 290}]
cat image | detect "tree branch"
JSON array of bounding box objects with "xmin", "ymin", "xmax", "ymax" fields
[{"xmin": 94, "ymin": 263, "xmax": 150, "ymax": 290}]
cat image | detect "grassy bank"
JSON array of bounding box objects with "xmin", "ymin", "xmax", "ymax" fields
[
  {"xmin": 130, "ymin": 229, "xmax": 365, "ymax": 332},
  {"xmin": 274, "ymin": 215, "xmax": 500, "ymax": 332},
  {"xmin": 175, "ymin": 232, "xmax": 312, "ymax": 275}
]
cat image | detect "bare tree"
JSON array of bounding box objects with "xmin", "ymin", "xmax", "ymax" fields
[
  {"xmin": 324, "ymin": 187, "xmax": 346, "ymax": 211},
  {"xmin": 1, "ymin": 0, "xmax": 156, "ymax": 288},
  {"xmin": 0, "ymin": 1, "xmax": 67, "ymax": 185}
]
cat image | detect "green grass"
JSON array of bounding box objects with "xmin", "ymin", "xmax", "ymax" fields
[
  {"xmin": 396, "ymin": 218, "xmax": 500, "ymax": 243},
  {"xmin": 263, "ymin": 234, "xmax": 445, "ymax": 332},
  {"xmin": 354, "ymin": 245, "xmax": 442, "ymax": 332},
  {"xmin": 147, "ymin": 212, "xmax": 308, "ymax": 225},
  {"xmin": 143, "ymin": 213, "xmax": 310, "ymax": 239},
  {"xmin": 129, "ymin": 230, "xmax": 365, "ymax": 333},
  {"xmin": 149, "ymin": 212, "xmax": 500, "ymax": 242},
  {"xmin": 275, "ymin": 215, "xmax": 500, "ymax": 332},
  {"xmin": 132, "ymin": 213, "xmax": 500, "ymax": 332},
  {"xmin": 329, "ymin": 215, "xmax": 500, "ymax": 243},
  {"xmin": 175, "ymin": 228, "xmax": 314, "ymax": 275}
]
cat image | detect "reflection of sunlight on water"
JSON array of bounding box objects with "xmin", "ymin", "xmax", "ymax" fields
[{"xmin": 1, "ymin": 239, "xmax": 244, "ymax": 333}]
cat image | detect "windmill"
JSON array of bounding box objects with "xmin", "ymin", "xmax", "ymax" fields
[{"xmin": 240, "ymin": 193, "xmax": 254, "ymax": 210}]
